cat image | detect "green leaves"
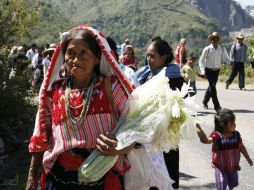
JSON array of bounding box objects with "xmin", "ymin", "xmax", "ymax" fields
[{"xmin": 0, "ymin": 0, "xmax": 39, "ymax": 46}]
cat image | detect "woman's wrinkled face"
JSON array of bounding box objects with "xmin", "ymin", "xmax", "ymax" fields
[
  {"xmin": 65, "ymin": 38, "xmax": 99, "ymax": 81},
  {"xmin": 146, "ymin": 44, "xmax": 166, "ymax": 70}
]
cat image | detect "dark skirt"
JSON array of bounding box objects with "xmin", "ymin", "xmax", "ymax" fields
[
  {"xmin": 45, "ymin": 162, "xmax": 105, "ymax": 190},
  {"xmin": 45, "ymin": 161, "xmax": 125, "ymax": 190}
]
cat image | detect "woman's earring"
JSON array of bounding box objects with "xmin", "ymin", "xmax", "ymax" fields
[{"xmin": 59, "ymin": 64, "xmax": 70, "ymax": 78}]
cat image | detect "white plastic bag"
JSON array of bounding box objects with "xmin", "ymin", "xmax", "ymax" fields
[{"xmin": 124, "ymin": 146, "xmax": 174, "ymax": 190}]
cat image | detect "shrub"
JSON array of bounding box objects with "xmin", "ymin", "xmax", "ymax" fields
[{"xmin": 0, "ymin": 47, "xmax": 36, "ymax": 151}]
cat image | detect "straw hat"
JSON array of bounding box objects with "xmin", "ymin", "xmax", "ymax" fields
[
  {"xmin": 17, "ymin": 46, "xmax": 24, "ymax": 51},
  {"xmin": 45, "ymin": 43, "xmax": 56, "ymax": 52},
  {"xmin": 208, "ymin": 32, "xmax": 220, "ymax": 41},
  {"xmin": 126, "ymin": 45, "xmax": 133, "ymax": 49},
  {"xmin": 124, "ymin": 39, "xmax": 130, "ymax": 43},
  {"xmin": 236, "ymin": 33, "xmax": 245, "ymax": 39}
]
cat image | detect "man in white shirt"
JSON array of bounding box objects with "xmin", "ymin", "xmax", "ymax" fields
[
  {"xmin": 31, "ymin": 47, "xmax": 44, "ymax": 86},
  {"xmin": 26, "ymin": 44, "xmax": 37, "ymax": 61},
  {"xmin": 199, "ymin": 32, "xmax": 230, "ymax": 112},
  {"xmin": 42, "ymin": 44, "xmax": 56, "ymax": 77}
]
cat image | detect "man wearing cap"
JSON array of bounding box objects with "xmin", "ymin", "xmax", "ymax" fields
[
  {"xmin": 226, "ymin": 34, "xmax": 248, "ymax": 90},
  {"xmin": 199, "ymin": 32, "xmax": 231, "ymax": 112},
  {"xmin": 26, "ymin": 44, "xmax": 37, "ymax": 61}
]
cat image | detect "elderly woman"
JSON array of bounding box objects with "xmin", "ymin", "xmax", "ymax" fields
[
  {"xmin": 136, "ymin": 39, "xmax": 185, "ymax": 189},
  {"xmin": 26, "ymin": 25, "xmax": 136, "ymax": 190},
  {"xmin": 120, "ymin": 45, "xmax": 139, "ymax": 71}
]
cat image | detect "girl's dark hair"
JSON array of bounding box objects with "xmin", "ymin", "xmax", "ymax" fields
[
  {"xmin": 62, "ymin": 29, "xmax": 101, "ymax": 58},
  {"xmin": 214, "ymin": 108, "xmax": 235, "ymax": 133},
  {"xmin": 150, "ymin": 39, "xmax": 173, "ymax": 66},
  {"xmin": 106, "ymin": 37, "xmax": 118, "ymax": 60}
]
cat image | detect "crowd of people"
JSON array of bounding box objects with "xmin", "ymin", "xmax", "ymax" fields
[
  {"xmin": 7, "ymin": 43, "xmax": 56, "ymax": 87},
  {"xmin": 5, "ymin": 25, "xmax": 253, "ymax": 190}
]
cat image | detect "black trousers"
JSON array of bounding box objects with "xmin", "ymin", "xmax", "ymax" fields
[
  {"xmin": 163, "ymin": 150, "xmax": 179, "ymax": 189},
  {"xmin": 226, "ymin": 62, "xmax": 245, "ymax": 88},
  {"xmin": 203, "ymin": 68, "xmax": 220, "ymax": 109}
]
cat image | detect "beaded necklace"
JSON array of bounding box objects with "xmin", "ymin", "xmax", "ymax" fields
[{"xmin": 65, "ymin": 75, "xmax": 96, "ymax": 128}]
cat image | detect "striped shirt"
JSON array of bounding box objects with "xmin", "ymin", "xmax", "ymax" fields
[
  {"xmin": 29, "ymin": 76, "xmax": 130, "ymax": 174},
  {"xmin": 210, "ymin": 131, "xmax": 242, "ymax": 172}
]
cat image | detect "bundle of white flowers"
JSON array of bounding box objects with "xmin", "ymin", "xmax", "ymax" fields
[{"xmin": 78, "ymin": 68, "xmax": 198, "ymax": 183}]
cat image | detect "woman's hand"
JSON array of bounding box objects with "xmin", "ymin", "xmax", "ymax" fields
[
  {"xmin": 25, "ymin": 176, "xmax": 38, "ymax": 190},
  {"xmin": 96, "ymin": 134, "xmax": 132, "ymax": 156}
]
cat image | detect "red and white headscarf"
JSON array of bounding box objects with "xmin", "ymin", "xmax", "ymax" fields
[
  {"xmin": 32, "ymin": 24, "xmax": 136, "ymax": 140},
  {"xmin": 42, "ymin": 24, "xmax": 136, "ymax": 94}
]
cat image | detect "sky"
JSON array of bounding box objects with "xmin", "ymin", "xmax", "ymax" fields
[{"xmin": 234, "ymin": 0, "xmax": 254, "ymax": 7}]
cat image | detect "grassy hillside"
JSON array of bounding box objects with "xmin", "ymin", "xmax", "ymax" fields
[
  {"xmin": 41, "ymin": 0, "xmax": 229, "ymax": 49},
  {"xmin": 20, "ymin": 0, "xmax": 240, "ymax": 64},
  {"xmin": 21, "ymin": 1, "xmax": 72, "ymax": 45}
]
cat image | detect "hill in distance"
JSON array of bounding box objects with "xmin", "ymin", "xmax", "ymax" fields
[
  {"xmin": 26, "ymin": 0, "xmax": 254, "ymax": 59},
  {"xmin": 43, "ymin": 0, "xmax": 231, "ymax": 48}
]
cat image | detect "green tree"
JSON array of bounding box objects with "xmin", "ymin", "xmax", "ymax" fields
[
  {"xmin": 0, "ymin": 0, "xmax": 39, "ymax": 149},
  {"xmin": 248, "ymin": 33, "xmax": 254, "ymax": 59},
  {"xmin": 0, "ymin": 0, "xmax": 39, "ymax": 45}
]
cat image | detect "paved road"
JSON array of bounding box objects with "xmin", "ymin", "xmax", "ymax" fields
[{"xmin": 179, "ymin": 81, "xmax": 254, "ymax": 190}]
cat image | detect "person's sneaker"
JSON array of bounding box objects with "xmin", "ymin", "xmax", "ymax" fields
[
  {"xmin": 203, "ymin": 103, "xmax": 208, "ymax": 109},
  {"xmin": 225, "ymin": 83, "xmax": 229, "ymax": 89},
  {"xmin": 240, "ymin": 87, "xmax": 247, "ymax": 91}
]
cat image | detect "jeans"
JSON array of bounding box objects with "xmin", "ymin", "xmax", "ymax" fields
[
  {"xmin": 203, "ymin": 68, "xmax": 220, "ymax": 109},
  {"xmin": 226, "ymin": 62, "xmax": 245, "ymax": 88}
]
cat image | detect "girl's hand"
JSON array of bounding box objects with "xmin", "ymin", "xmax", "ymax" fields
[
  {"xmin": 247, "ymin": 157, "xmax": 253, "ymax": 166},
  {"xmin": 96, "ymin": 134, "xmax": 132, "ymax": 156}
]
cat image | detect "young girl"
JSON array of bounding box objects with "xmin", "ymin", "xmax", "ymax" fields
[
  {"xmin": 182, "ymin": 55, "xmax": 206, "ymax": 96},
  {"xmin": 196, "ymin": 108, "xmax": 253, "ymax": 190}
]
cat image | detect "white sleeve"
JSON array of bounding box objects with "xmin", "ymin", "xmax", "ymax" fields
[
  {"xmin": 199, "ymin": 47, "xmax": 208, "ymax": 74},
  {"xmin": 26, "ymin": 50, "xmax": 31, "ymax": 59},
  {"xmin": 31, "ymin": 55, "xmax": 38, "ymax": 68},
  {"xmin": 42, "ymin": 59, "xmax": 47, "ymax": 75},
  {"xmin": 222, "ymin": 47, "xmax": 231, "ymax": 65},
  {"xmin": 123, "ymin": 65, "xmax": 140, "ymax": 87}
]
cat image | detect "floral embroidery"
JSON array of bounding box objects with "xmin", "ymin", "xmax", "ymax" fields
[{"xmin": 52, "ymin": 82, "xmax": 67, "ymax": 125}]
